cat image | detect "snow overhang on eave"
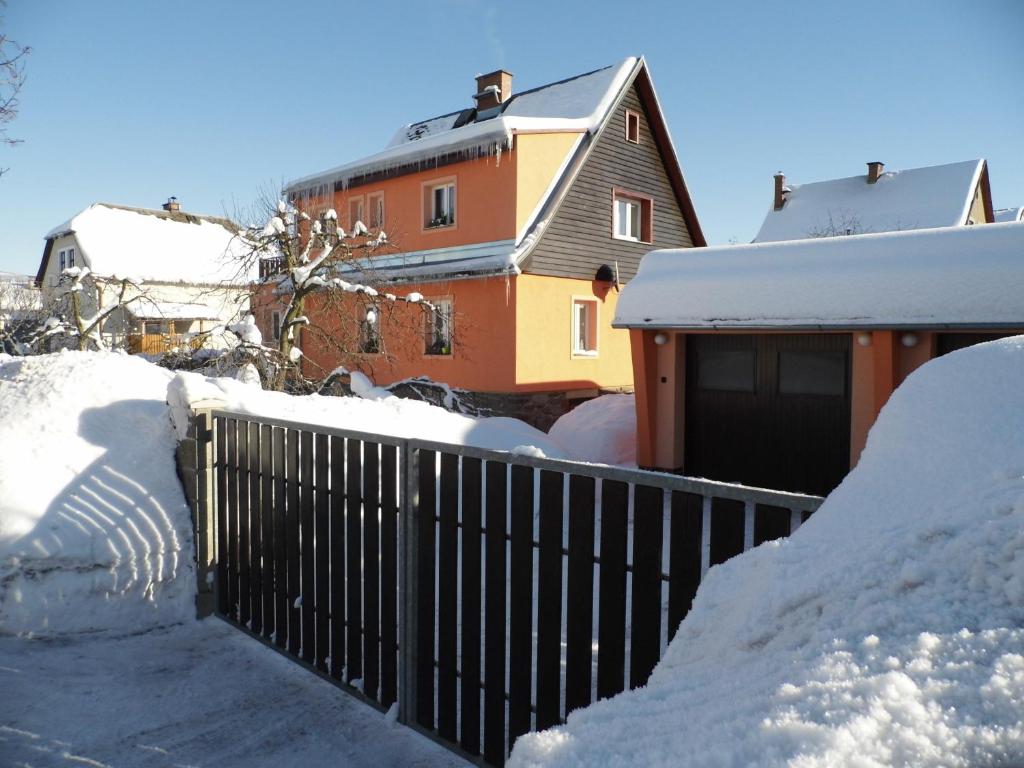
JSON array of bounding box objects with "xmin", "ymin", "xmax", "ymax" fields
[{"xmin": 612, "ymin": 320, "xmax": 1024, "ymax": 332}]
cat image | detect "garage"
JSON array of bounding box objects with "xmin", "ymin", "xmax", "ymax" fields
[{"xmin": 684, "ymin": 334, "xmax": 852, "ymax": 496}]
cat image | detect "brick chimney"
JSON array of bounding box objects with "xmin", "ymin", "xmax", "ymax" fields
[
  {"xmin": 866, "ymin": 161, "xmax": 885, "ymax": 184},
  {"xmin": 474, "ymin": 69, "xmax": 513, "ymax": 111},
  {"xmin": 162, "ymin": 196, "xmax": 181, "ymax": 212},
  {"xmin": 773, "ymin": 172, "xmax": 787, "ymax": 211}
]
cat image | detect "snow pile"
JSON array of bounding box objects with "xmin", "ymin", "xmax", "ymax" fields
[
  {"xmin": 167, "ymin": 368, "xmax": 567, "ymax": 458},
  {"xmin": 0, "ymin": 352, "xmax": 195, "ymax": 636},
  {"xmin": 615, "ymin": 221, "xmax": 1024, "ymax": 328},
  {"xmin": 47, "ymin": 204, "xmax": 255, "ymax": 285},
  {"xmin": 511, "ymin": 336, "xmax": 1024, "ymax": 767},
  {"xmin": 548, "ymin": 394, "xmax": 636, "ymax": 466},
  {"xmin": 754, "ymin": 159, "xmax": 984, "ymax": 242}
]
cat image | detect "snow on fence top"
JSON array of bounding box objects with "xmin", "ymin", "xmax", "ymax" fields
[
  {"xmin": 45, "ymin": 204, "xmax": 255, "ymax": 285},
  {"xmin": 285, "ymin": 58, "xmax": 637, "ymax": 195},
  {"xmin": 754, "ymin": 159, "xmax": 985, "ymax": 243},
  {"xmin": 614, "ymin": 221, "xmax": 1024, "ymax": 329}
]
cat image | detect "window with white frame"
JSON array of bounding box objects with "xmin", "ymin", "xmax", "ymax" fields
[
  {"xmin": 59, "ymin": 250, "xmax": 66, "ymax": 272},
  {"xmin": 425, "ymin": 298, "xmax": 453, "ymax": 355},
  {"xmin": 360, "ymin": 304, "xmax": 380, "ymax": 354},
  {"xmin": 572, "ymin": 298, "xmax": 598, "ymax": 355},
  {"xmin": 425, "ymin": 181, "xmax": 456, "ymax": 228},
  {"xmin": 612, "ymin": 190, "xmax": 653, "ymax": 243},
  {"xmin": 68, "ymin": 247, "xmax": 76, "ymax": 268},
  {"xmin": 348, "ymin": 197, "xmax": 364, "ymax": 231},
  {"xmin": 625, "ymin": 109, "xmax": 640, "ymax": 143}
]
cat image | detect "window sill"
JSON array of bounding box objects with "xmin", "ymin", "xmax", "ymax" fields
[
  {"xmin": 612, "ymin": 233, "xmax": 650, "ymax": 244},
  {"xmin": 572, "ymin": 350, "xmax": 599, "ymax": 358}
]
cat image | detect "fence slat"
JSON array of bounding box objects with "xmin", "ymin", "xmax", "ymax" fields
[
  {"xmin": 437, "ymin": 452, "xmax": 459, "ymax": 741},
  {"xmin": 709, "ymin": 497, "xmax": 745, "ymax": 566},
  {"xmin": 536, "ymin": 470, "xmax": 564, "ymax": 731},
  {"xmin": 286, "ymin": 428, "xmax": 301, "ymax": 656},
  {"xmin": 237, "ymin": 421, "xmax": 251, "ymax": 627},
  {"xmin": 346, "ymin": 438, "xmax": 363, "ymax": 686},
  {"xmin": 565, "ymin": 474, "xmax": 595, "ymax": 716},
  {"xmin": 215, "ymin": 417, "xmax": 229, "ymax": 616},
  {"xmin": 329, "ymin": 435, "xmax": 346, "ymax": 680},
  {"xmin": 597, "ymin": 479, "xmax": 628, "ymax": 700},
  {"xmin": 300, "ymin": 431, "xmax": 315, "ymax": 663},
  {"xmin": 260, "ymin": 424, "xmax": 274, "ymax": 640},
  {"xmin": 314, "ymin": 433, "xmax": 330, "ymax": 672},
  {"xmin": 459, "ymin": 456, "xmax": 482, "ymax": 756},
  {"xmin": 248, "ymin": 422, "xmax": 263, "ymax": 635},
  {"xmin": 508, "ymin": 464, "xmax": 534, "ymax": 751},
  {"xmin": 273, "ymin": 427, "xmax": 287, "ymax": 649},
  {"xmin": 380, "ymin": 443, "xmax": 399, "ymax": 707},
  {"xmin": 483, "ymin": 460, "xmax": 507, "ymax": 767},
  {"xmin": 630, "ymin": 485, "xmax": 663, "ymax": 689},
  {"xmin": 226, "ymin": 418, "xmax": 239, "ymax": 622},
  {"xmin": 668, "ymin": 491, "xmax": 702, "ymax": 640},
  {"xmin": 415, "ymin": 449, "xmax": 436, "ymax": 730},
  {"xmin": 754, "ymin": 503, "xmax": 791, "ymax": 546},
  {"xmin": 363, "ymin": 441, "xmax": 381, "ymax": 702}
]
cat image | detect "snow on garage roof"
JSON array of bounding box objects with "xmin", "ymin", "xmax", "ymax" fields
[
  {"xmin": 43, "ymin": 204, "xmax": 255, "ymax": 285},
  {"xmin": 614, "ymin": 221, "xmax": 1024, "ymax": 329},
  {"xmin": 754, "ymin": 160, "xmax": 986, "ymax": 243},
  {"xmin": 286, "ymin": 58, "xmax": 638, "ymax": 194}
]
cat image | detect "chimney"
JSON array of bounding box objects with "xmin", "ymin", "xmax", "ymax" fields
[
  {"xmin": 162, "ymin": 196, "xmax": 181, "ymax": 212},
  {"xmin": 773, "ymin": 172, "xmax": 787, "ymax": 211},
  {"xmin": 474, "ymin": 69, "xmax": 513, "ymax": 111},
  {"xmin": 866, "ymin": 161, "xmax": 885, "ymax": 184}
]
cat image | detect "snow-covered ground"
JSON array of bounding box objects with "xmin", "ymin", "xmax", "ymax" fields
[{"xmin": 509, "ymin": 336, "xmax": 1024, "ymax": 767}]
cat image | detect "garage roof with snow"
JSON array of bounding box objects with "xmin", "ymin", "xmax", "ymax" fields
[{"xmin": 614, "ymin": 222, "xmax": 1024, "ymax": 330}]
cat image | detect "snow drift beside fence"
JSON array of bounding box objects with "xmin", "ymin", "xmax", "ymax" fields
[{"xmin": 510, "ymin": 336, "xmax": 1024, "ymax": 767}]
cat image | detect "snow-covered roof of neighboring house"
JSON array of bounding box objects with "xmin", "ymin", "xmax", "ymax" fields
[
  {"xmin": 614, "ymin": 221, "xmax": 1024, "ymax": 330},
  {"xmin": 754, "ymin": 160, "xmax": 988, "ymax": 243},
  {"xmin": 994, "ymin": 206, "xmax": 1023, "ymax": 223},
  {"xmin": 285, "ymin": 58, "xmax": 638, "ymax": 195},
  {"xmin": 39, "ymin": 204, "xmax": 256, "ymax": 286},
  {"xmin": 126, "ymin": 301, "xmax": 224, "ymax": 321}
]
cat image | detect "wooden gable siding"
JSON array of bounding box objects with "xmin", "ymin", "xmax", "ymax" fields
[{"xmin": 522, "ymin": 85, "xmax": 695, "ymax": 282}]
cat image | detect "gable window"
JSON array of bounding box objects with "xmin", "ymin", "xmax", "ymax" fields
[
  {"xmin": 360, "ymin": 305, "xmax": 380, "ymax": 354},
  {"xmin": 368, "ymin": 192, "xmax": 385, "ymax": 229},
  {"xmin": 625, "ymin": 109, "xmax": 640, "ymax": 143},
  {"xmin": 59, "ymin": 250, "xmax": 67, "ymax": 272},
  {"xmin": 348, "ymin": 197, "xmax": 364, "ymax": 231},
  {"xmin": 612, "ymin": 189, "xmax": 653, "ymax": 243},
  {"xmin": 572, "ymin": 298, "xmax": 598, "ymax": 356},
  {"xmin": 423, "ymin": 178, "xmax": 456, "ymax": 229},
  {"xmin": 425, "ymin": 298, "xmax": 453, "ymax": 355},
  {"xmin": 68, "ymin": 247, "xmax": 76, "ymax": 268}
]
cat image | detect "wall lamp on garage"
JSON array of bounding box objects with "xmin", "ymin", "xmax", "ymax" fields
[
  {"xmin": 654, "ymin": 332, "xmax": 668, "ymax": 345},
  {"xmin": 901, "ymin": 333, "xmax": 919, "ymax": 348},
  {"xmin": 856, "ymin": 332, "xmax": 873, "ymax": 347}
]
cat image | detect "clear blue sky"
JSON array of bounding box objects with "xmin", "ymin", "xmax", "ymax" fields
[{"xmin": 1, "ymin": 0, "xmax": 1022, "ymax": 276}]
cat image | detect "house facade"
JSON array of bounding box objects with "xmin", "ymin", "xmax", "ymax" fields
[
  {"xmin": 615, "ymin": 222, "xmax": 1024, "ymax": 496},
  {"xmin": 258, "ymin": 57, "xmax": 704, "ymax": 426},
  {"xmin": 37, "ymin": 200, "xmax": 254, "ymax": 353}
]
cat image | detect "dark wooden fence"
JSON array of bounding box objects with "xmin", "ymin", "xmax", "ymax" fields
[{"xmin": 199, "ymin": 410, "xmax": 823, "ymax": 766}]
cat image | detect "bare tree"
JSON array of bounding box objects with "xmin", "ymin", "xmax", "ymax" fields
[
  {"xmin": 806, "ymin": 210, "xmax": 869, "ymax": 238},
  {"xmin": 33, "ymin": 267, "xmax": 146, "ymax": 352},
  {"xmin": 0, "ymin": 273, "xmax": 42, "ymax": 353},
  {"xmin": 0, "ymin": 3, "xmax": 30, "ymax": 179}
]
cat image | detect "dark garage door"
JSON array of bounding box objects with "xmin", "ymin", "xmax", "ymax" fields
[{"xmin": 684, "ymin": 334, "xmax": 851, "ymax": 497}]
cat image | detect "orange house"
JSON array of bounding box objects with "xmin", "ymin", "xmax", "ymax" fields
[
  {"xmin": 257, "ymin": 57, "xmax": 704, "ymax": 427},
  {"xmin": 615, "ymin": 222, "xmax": 1024, "ymax": 496}
]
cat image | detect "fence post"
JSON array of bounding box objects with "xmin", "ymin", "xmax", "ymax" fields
[
  {"xmin": 190, "ymin": 408, "xmax": 217, "ymax": 619},
  {"xmin": 398, "ymin": 440, "xmax": 419, "ymax": 726}
]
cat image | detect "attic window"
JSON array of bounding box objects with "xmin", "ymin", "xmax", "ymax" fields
[{"xmin": 625, "ymin": 109, "xmax": 640, "ymax": 144}]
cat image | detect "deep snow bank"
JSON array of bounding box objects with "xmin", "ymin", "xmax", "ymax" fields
[
  {"xmin": 511, "ymin": 337, "xmax": 1024, "ymax": 767},
  {"xmin": 547, "ymin": 394, "xmax": 636, "ymax": 466},
  {"xmin": 0, "ymin": 352, "xmax": 195, "ymax": 635}
]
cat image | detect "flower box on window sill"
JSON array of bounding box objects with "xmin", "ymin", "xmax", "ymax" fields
[{"xmin": 425, "ymin": 215, "xmax": 454, "ymax": 229}]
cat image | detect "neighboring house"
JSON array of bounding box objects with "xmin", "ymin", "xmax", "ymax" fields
[
  {"xmin": 755, "ymin": 159, "xmax": 994, "ymax": 242},
  {"xmin": 0, "ymin": 271, "xmax": 43, "ymax": 352},
  {"xmin": 261, "ymin": 56, "xmax": 704, "ymax": 426},
  {"xmin": 994, "ymin": 206, "xmax": 1023, "ymax": 223},
  {"xmin": 614, "ymin": 222, "xmax": 1024, "ymax": 496},
  {"xmin": 36, "ymin": 199, "xmax": 255, "ymax": 353}
]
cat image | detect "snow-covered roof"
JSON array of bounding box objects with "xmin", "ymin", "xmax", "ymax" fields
[
  {"xmin": 126, "ymin": 301, "xmax": 223, "ymax": 321},
  {"xmin": 286, "ymin": 58, "xmax": 638, "ymax": 194},
  {"xmin": 331, "ymin": 239, "xmax": 521, "ymax": 284},
  {"xmin": 754, "ymin": 160, "xmax": 986, "ymax": 243},
  {"xmin": 994, "ymin": 206, "xmax": 1023, "ymax": 223},
  {"xmin": 43, "ymin": 204, "xmax": 256, "ymax": 285},
  {"xmin": 614, "ymin": 221, "xmax": 1024, "ymax": 329}
]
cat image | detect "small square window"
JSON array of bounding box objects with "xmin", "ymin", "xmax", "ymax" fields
[
  {"xmin": 425, "ymin": 299, "xmax": 453, "ymax": 355},
  {"xmin": 613, "ymin": 191, "xmax": 653, "ymax": 243},
  {"xmin": 572, "ymin": 299, "xmax": 598, "ymax": 355},
  {"xmin": 625, "ymin": 109, "xmax": 640, "ymax": 143}
]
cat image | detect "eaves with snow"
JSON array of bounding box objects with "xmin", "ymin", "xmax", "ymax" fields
[
  {"xmin": 754, "ymin": 159, "xmax": 992, "ymax": 243},
  {"xmin": 614, "ymin": 221, "xmax": 1024, "ymax": 330},
  {"xmin": 38, "ymin": 203, "xmax": 257, "ymax": 286}
]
